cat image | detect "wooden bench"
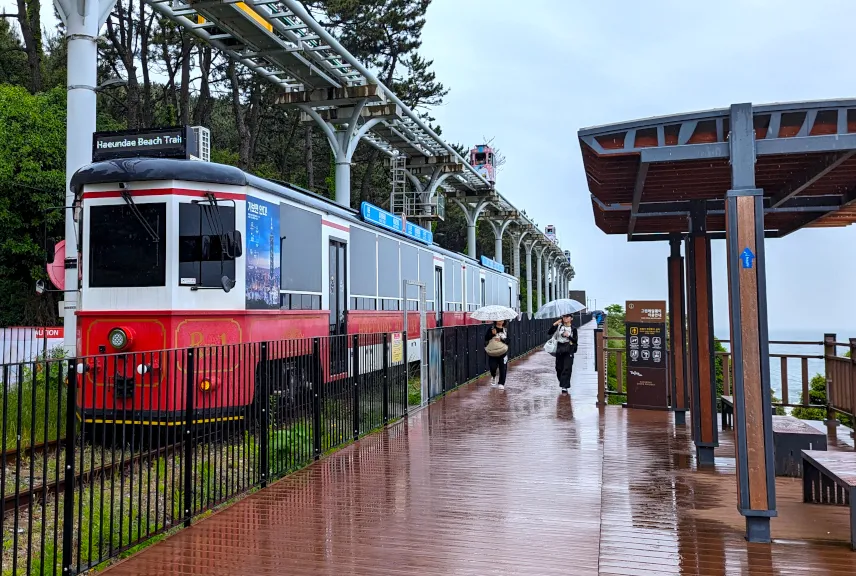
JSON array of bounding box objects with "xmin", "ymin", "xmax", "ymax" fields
[
  {"xmin": 801, "ymin": 450, "xmax": 856, "ymax": 550},
  {"xmin": 720, "ymin": 395, "xmax": 776, "ymax": 429},
  {"xmin": 771, "ymin": 415, "xmax": 827, "ymax": 477}
]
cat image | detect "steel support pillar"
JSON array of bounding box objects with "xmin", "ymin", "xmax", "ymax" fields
[
  {"xmin": 404, "ymin": 168, "xmax": 453, "ymax": 224},
  {"xmin": 524, "ymin": 241, "xmax": 534, "ymax": 316},
  {"xmin": 547, "ymin": 261, "xmax": 554, "ymax": 302},
  {"xmin": 725, "ymin": 103, "xmax": 777, "ymax": 543},
  {"xmin": 668, "ymin": 235, "xmax": 689, "ymax": 426},
  {"xmin": 685, "ymin": 201, "xmax": 718, "ymax": 466},
  {"xmin": 487, "ymin": 218, "xmax": 513, "ymax": 267},
  {"xmin": 59, "ymin": 0, "xmax": 117, "ymax": 354},
  {"xmin": 300, "ymin": 101, "xmax": 382, "ymax": 208},
  {"xmin": 535, "ymin": 246, "xmax": 545, "ymax": 310},
  {"xmin": 511, "ymin": 230, "xmax": 527, "ymax": 279},
  {"xmin": 453, "ymin": 198, "xmax": 489, "ymax": 260}
]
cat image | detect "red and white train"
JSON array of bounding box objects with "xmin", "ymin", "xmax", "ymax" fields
[{"xmin": 69, "ymin": 157, "xmax": 520, "ymax": 424}]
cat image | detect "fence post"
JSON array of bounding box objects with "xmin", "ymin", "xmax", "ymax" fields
[
  {"xmin": 259, "ymin": 342, "xmax": 269, "ymax": 487},
  {"xmin": 183, "ymin": 348, "xmax": 195, "ymax": 528},
  {"xmin": 850, "ymin": 338, "xmax": 856, "ymax": 437},
  {"xmin": 824, "ymin": 333, "xmax": 837, "ymax": 428},
  {"xmin": 352, "ymin": 335, "xmax": 360, "ymax": 441},
  {"xmin": 61, "ymin": 360, "xmax": 77, "ymax": 575},
  {"xmin": 312, "ymin": 338, "xmax": 322, "ymax": 459},
  {"xmin": 382, "ymin": 334, "xmax": 389, "ymax": 424},
  {"xmin": 597, "ymin": 329, "xmax": 606, "ymax": 407}
]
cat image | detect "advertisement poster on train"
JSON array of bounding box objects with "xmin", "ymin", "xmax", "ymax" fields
[{"xmin": 246, "ymin": 196, "xmax": 281, "ymax": 309}]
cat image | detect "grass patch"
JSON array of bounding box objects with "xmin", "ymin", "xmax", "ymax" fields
[{"xmin": 1, "ymin": 352, "xmax": 68, "ymax": 451}]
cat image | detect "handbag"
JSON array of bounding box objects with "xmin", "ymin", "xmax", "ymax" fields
[
  {"xmin": 543, "ymin": 334, "xmax": 558, "ymax": 356},
  {"xmin": 485, "ymin": 338, "xmax": 509, "ymax": 357}
]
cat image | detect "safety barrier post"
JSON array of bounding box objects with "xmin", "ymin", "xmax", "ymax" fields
[
  {"xmin": 352, "ymin": 335, "xmax": 360, "ymax": 441},
  {"xmin": 61, "ymin": 360, "xmax": 77, "ymax": 574},
  {"xmin": 312, "ymin": 338, "xmax": 323, "ymax": 459},
  {"xmin": 382, "ymin": 334, "xmax": 389, "ymax": 424},
  {"xmin": 259, "ymin": 342, "xmax": 269, "ymax": 487},
  {"xmin": 183, "ymin": 348, "xmax": 195, "ymax": 528}
]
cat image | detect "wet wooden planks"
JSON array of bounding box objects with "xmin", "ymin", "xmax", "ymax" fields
[{"xmin": 103, "ymin": 325, "xmax": 856, "ymax": 576}]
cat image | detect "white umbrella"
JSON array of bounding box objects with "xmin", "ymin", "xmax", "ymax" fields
[
  {"xmin": 535, "ymin": 299, "xmax": 586, "ymax": 319},
  {"xmin": 469, "ymin": 305, "xmax": 518, "ymax": 322}
]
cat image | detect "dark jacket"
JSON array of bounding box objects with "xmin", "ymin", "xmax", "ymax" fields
[
  {"xmin": 548, "ymin": 324, "xmax": 578, "ymax": 356},
  {"xmin": 484, "ymin": 324, "xmax": 509, "ymax": 356}
]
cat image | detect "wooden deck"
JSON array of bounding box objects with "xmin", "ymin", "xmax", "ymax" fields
[{"xmin": 104, "ymin": 325, "xmax": 856, "ymax": 575}]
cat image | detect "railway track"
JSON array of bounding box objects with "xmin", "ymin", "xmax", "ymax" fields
[
  {"xmin": 2, "ymin": 438, "xmax": 64, "ymax": 466},
  {"xmin": 2, "ymin": 442, "xmax": 181, "ymax": 514}
]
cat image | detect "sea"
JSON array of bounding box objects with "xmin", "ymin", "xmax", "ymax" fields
[{"xmin": 713, "ymin": 327, "xmax": 854, "ymax": 405}]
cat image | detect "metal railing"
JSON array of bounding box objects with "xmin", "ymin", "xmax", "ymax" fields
[
  {"xmin": 425, "ymin": 317, "xmax": 555, "ymax": 401},
  {"xmin": 594, "ymin": 330, "xmax": 856, "ymax": 424},
  {"xmin": 0, "ymin": 321, "xmax": 552, "ymax": 576}
]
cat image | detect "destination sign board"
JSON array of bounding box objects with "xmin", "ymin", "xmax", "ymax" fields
[
  {"xmin": 92, "ymin": 126, "xmax": 198, "ymax": 162},
  {"xmin": 625, "ymin": 300, "xmax": 668, "ymax": 410},
  {"xmin": 360, "ymin": 202, "xmax": 433, "ymax": 245},
  {"xmin": 480, "ymin": 255, "xmax": 505, "ymax": 274}
]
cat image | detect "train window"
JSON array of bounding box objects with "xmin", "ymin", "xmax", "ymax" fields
[
  {"xmin": 89, "ymin": 203, "xmax": 167, "ymax": 288},
  {"xmin": 280, "ymin": 293, "xmax": 321, "ymax": 310},
  {"xmin": 349, "ymin": 297, "xmax": 377, "ymax": 311},
  {"xmin": 178, "ymin": 203, "xmax": 236, "ymax": 288},
  {"xmin": 381, "ymin": 299, "xmax": 399, "ymax": 311}
]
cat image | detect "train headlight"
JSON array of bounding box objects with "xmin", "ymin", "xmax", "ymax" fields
[
  {"xmin": 108, "ymin": 327, "xmax": 130, "ymax": 351},
  {"xmin": 199, "ymin": 379, "xmax": 212, "ymax": 392}
]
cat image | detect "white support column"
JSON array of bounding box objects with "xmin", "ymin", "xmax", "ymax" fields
[
  {"xmin": 58, "ymin": 0, "xmax": 118, "ymax": 354},
  {"xmin": 535, "ymin": 245, "xmax": 545, "ymax": 310},
  {"xmin": 404, "ymin": 167, "xmax": 453, "ymax": 224},
  {"xmin": 487, "ymin": 218, "xmax": 513, "ymax": 267},
  {"xmin": 299, "ymin": 101, "xmax": 382, "ymax": 208},
  {"xmin": 511, "ymin": 230, "xmax": 527, "ymax": 279},
  {"xmin": 453, "ymin": 198, "xmax": 489, "ymax": 260},
  {"xmin": 524, "ymin": 240, "xmax": 534, "ymax": 316}
]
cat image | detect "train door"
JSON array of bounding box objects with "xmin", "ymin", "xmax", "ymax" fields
[
  {"xmin": 328, "ymin": 239, "xmax": 348, "ymax": 374},
  {"xmin": 509, "ymin": 285, "xmax": 513, "ymax": 308},
  {"xmin": 480, "ymin": 278, "xmax": 486, "ymax": 306},
  {"xmin": 434, "ymin": 266, "xmax": 444, "ymax": 327}
]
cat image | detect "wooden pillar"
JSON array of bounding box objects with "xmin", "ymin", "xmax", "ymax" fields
[
  {"xmin": 685, "ymin": 201, "xmax": 718, "ymax": 465},
  {"xmin": 725, "ymin": 102, "xmax": 776, "ymax": 543},
  {"xmin": 668, "ymin": 235, "xmax": 689, "ymax": 426}
]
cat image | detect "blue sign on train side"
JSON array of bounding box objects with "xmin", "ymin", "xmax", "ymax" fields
[
  {"xmin": 360, "ymin": 202, "xmax": 433, "ymax": 245},
  {"xmin": 480, "ymin": 255, "xmax": 505, "ymax": 274}
]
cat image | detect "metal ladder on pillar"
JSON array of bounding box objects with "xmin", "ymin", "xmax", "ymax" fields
[{"xmin": 390, "ymin": 155, "xmax": 412, "ymax": 216}]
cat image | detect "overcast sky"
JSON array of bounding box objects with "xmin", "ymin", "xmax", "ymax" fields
[
  {"xmin": 6, "ymin": 0, "xmax": 856, "ymax": 336},
  {"xmin": 421, "ymin": 0, "xmax": 856, "ymax": 336}
]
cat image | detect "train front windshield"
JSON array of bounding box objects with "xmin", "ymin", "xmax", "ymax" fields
[{"xmin": 88, "ymin": 203, "xmax": 167, "ymax": 288}]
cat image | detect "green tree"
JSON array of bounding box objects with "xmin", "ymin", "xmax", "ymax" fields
[{"xmin": 0, "ymin": 85, "xmax": 67, "ymax": 325}]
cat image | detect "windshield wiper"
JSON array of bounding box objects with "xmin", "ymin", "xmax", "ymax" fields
[{"xmin": 120, "ymin": 189, "xmax": 160, "ymax": 242}]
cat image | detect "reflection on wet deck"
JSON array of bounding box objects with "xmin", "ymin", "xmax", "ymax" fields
[{"xmin": 104, "ymin": 326, "xmax": 855, "ymax": 575}]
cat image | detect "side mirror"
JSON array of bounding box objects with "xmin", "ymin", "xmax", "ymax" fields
[
  {"xmin": 221, "ymin": 275, "xmax": 236, "ymax": 293},
  {"xmin": 35, "ymin": 279, "xmax": 46, "ymax": 295}
]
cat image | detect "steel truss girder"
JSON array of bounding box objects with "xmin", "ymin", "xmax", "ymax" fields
[{"xmin": 144, "ymin": 0, "xmax": 565, "ymax": 252}]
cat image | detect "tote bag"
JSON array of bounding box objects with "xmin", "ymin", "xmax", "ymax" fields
[
  {"xmin": 543, "ymin": 334, "xmax": 558, "ymax": 356},
  {"xmin": 485, "ymin": 339, "xmax": 509, "ymax": 357}
]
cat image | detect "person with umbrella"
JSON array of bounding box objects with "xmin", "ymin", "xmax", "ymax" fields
[
  {"xmin": 470, "ymin": 305, "xmax": 516, "ymax": 389},
  {"xmin": 547, "ymin": 314, "xmax": 578, "ymax": 394},
  {"xmin": 484, "ymin": 320, "xmax": 509, "ymax": 387}
]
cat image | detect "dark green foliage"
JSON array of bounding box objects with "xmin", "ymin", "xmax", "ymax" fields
[{"xmin": 0, "ymin": 85, "xmax": 67, "ymax": 325}]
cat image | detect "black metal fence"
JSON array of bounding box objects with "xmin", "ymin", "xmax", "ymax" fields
[
  {"xmin": 0, "ymin": 324, "xmax": 548, "ymax": 575},
  {"xmin": 426, "ymin": 316, "xmax": 555, "ymax": 401}
]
